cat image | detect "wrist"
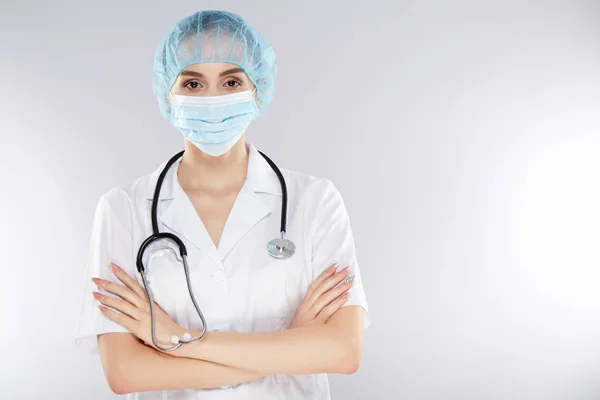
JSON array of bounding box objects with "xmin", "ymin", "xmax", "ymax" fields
[{"xmin": 173, "ymin": 329, "xmax": 206, "ymax": 359}]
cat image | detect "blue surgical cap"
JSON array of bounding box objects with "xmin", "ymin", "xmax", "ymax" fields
[{"xmin": 152, "ymin": 10, "xmax": 277, "ymax": 121}]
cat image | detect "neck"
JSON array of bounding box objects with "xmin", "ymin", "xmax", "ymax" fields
[{"xmin": 178, "ymin": 136, "xmax": 249, "ymax": 193}]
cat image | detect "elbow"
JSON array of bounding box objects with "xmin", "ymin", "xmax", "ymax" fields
[
  {"xmin": 105, "ymin": 364, "xmax": 132, "ymax": 395},
  {"xmin": 105, "ymin": 370, "xmax": 124, "ymax": 394},
  {"xmin": 108, "ymin": 379, "xmax": 127, "ymax": 396},
  {"xmin": 98, "ymin": 334, "xmax": 137, "ymax": 395},
  {"xmin": 338, "ymin": 358, "xmax": 360, "ymax": 375},
  {"xmin": 106, "ymin": 358, "xmax": 143, "ymax": 395},
  {"xmin": 335, "ymin": 336, "xmax": 362, "ymax": 375},
  {"xmin": 108, "ymin": 366, "xmax": 142, "ymax": 395}
]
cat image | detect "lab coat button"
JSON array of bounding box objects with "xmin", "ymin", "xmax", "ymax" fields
[{"xmin": 212, "ymin": 269, "xmax": 227, "ymax": 282}]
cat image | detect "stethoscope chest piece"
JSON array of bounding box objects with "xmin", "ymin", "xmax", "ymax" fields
[{"xmin": 267, "ymin": 233, "xmax": 296, "ymax": 259}]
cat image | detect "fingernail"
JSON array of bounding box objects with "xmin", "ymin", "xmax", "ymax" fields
[
  {"xmin": 92, "ymin": 291, "xmax": 102, "ymax": 299},
  {"xmin": 91, "ymin": 278, "xmax": 103, "ymax": 285},
  {"xmin": 328, "ymin": 264, "xmax": 336, "ymax": 272},
  {"xmin": 111, "ymin": 263, "xmax": 121, "ymax": 273}
]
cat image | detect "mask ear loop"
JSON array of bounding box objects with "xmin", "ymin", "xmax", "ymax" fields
[
  {"xmin": 167, "ymin": 74, "xmax": 180, "ymax": 100},
  {"xmin": 167, "ymin": 80, "xmax": 178, "ymax": 116},
  {"xmin": 251, "ymin": 86, "xmax": 262, "ymax": 110}
]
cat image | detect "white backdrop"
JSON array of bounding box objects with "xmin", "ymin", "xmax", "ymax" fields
[{"xmin": 1, "ymin": 1, "xmax": 599, "ymax": 398}]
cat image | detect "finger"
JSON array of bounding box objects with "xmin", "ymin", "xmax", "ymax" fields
[
  {"xmin": 310, "ymin": 280, "xmax": 353, "ymax": 315},
  {"xmin": 110, "ymin": 262, "xmax": 148, "ymax": 301},
  {"xmin": 98, "ymin": 305, "xmax": 137, "ymax": 332},
  {"xmin": 306, "ymin": 266, "xmax": 350, "ymax": 306},
  {"xmin": 305, "ymin": 264, "xmax": 343, "ymax": 306},
  {"xmin": 315, "ymin": 292, "xmax": 350, "ymax": 323},
  {"xmin": 94, "ymin": 291, "xmax": 142, "ymax": 320},
  {"xmin": 93, "ymin": 276, "xmax": 145, "ymax": 309},
  {"xmin": 305, "ymin": 263, "xmax": 337, "ymax": 300}
]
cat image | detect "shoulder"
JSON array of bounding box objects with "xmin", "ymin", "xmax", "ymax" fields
[
  {"xmin": 282, "ymin": 166, "xmax": 337, "ymax": 193},
  {"xmin": 95, "ymin": 168, "xmax": 157, "ymax": 219},
  {"xmin": 281, "ymin": 168, "xmax": 353, "ymax": 239},
  {"xmin": 279, "ymin": 167, "xmax": 344, "ymax": 212}
]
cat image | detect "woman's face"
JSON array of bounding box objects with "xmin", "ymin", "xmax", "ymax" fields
[{"xmin": 168, "ymin": 61, "xmax": 255, "ymax": 100}]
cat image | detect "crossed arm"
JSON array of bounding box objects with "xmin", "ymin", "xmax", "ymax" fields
[
  {"xmin": 99, "ymin": 331, "xmax": 263, "ymax": 394},
  {"xmin": 96, "ymin": 263, "xmax": 364, "ymax": 394},
  {"xmin": 100, "ymin": 307, "xmax": 363, "ymax": 394}
]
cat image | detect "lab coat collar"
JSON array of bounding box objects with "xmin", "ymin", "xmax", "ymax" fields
[
  {"xmin": 144, "ymin": 140, "xmax": 282, "ymax": 200},
  {"xmin": 143, "ymin": 140, "xmax": 282, "ymax": 259}
]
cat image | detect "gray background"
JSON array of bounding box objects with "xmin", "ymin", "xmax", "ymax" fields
[{"xmin": 1, "ymin": 0, "xmax": 600, "ymax": 399}]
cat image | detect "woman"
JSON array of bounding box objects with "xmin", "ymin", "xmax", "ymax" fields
[{"xmin": 74, "ymin": 10, "xmax": 370, "ymax": 399}]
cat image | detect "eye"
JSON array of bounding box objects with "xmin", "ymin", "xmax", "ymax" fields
[
  {"xmin": 223, "ymin": 79, "xmax": 241, "ymax": 88},
  {"xmin": 184, "ymin": 81, "xmax": 202, "ymax": 90}
]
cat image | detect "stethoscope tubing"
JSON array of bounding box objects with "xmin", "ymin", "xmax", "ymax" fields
[{"xmin": 136, "ymin": 148, "xmax": 292, "ymax": 351}]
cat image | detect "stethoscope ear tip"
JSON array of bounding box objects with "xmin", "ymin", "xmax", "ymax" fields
[{"xmin": 171, "ymin": 332, "xmax": 192, "ymax": 345}]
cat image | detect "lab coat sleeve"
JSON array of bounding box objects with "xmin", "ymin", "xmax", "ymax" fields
[
  {"xmin": 310, "ymin": 179, "xmax": 371, "ymax": 329},
  {"xmin": 74, "ymin": 190, "xmax": 136, "ymax": 355}
]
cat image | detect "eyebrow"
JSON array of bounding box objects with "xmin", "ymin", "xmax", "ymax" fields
[{"xmin": 179, "ymin": 67, "xmax": 245, "ymax": 78}]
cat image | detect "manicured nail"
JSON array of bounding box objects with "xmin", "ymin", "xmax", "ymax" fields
[
  {"xmin": 111, "ymin": 263, "xmax": 121, "ymax": 273},
  {"xmin": 91, "ymin": 278, "xmax": 103, "ymax": 285},
  {"xmin": 328, "ymin": 264, "xmax": 337, "ymax": 272},
  {"xmin": 92, "ymin": 292, "xmax": 102, "ymax": 299},
  {"xmin": 98, "ymin": 305, "xmax": 107, "ymax": 313}
]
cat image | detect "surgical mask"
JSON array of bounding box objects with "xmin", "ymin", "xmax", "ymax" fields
[{"xmin": 169, "ymin": 89, "xmax": 259, "ymax": 156}]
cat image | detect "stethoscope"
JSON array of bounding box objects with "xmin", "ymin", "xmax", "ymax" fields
[{"xmin": 135, "ymin": 149, "xmax": 295, "ymax": 351}]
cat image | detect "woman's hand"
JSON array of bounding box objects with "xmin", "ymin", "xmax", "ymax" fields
[
  {"xmin": 92, "ymin": 262, "xmax": 189, "ymax": 352},
  {"xmin": 289, "ymin": 263, "xmax": 354, "ymax": 329}
]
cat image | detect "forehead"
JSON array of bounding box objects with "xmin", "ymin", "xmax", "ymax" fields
[{"xmin": 178, "ymin": 61, "xmax": 246, "ymax": 77}]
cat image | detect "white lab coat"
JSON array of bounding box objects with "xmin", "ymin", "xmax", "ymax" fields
[{"xmin": 74, "ymin": 140, "xmax": 370, "ymax": 399}]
